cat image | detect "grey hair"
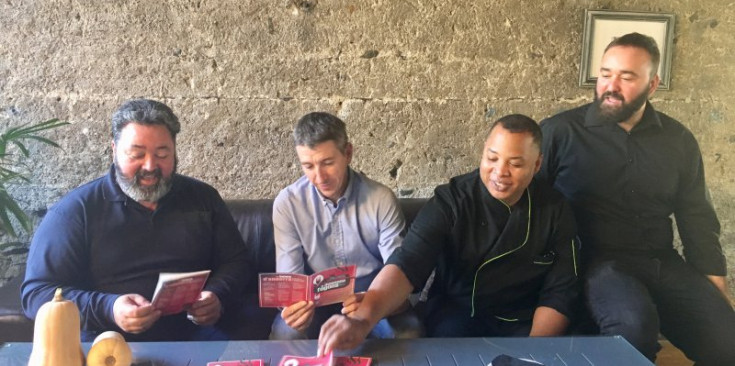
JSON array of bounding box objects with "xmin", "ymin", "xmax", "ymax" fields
[
  {"xmin": 293, "ymin": 112, "xmax": 349, "ymax": 153},
  {"xmin": 111, "ymin": 99, "xmax": 181, "ymax": 143}
]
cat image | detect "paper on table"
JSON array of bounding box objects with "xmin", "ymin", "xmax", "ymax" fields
[
  {"xmin": 277, "ymin": 353, "xmax": 372, "ymax": 366},
  {"xmin": 333, "ymin": 356, "xmax": 372, "ymax": 366},
  {"xmin": 278, "ymin": 352, "xmax": 333, "ymax": 366},
  {"xmin": 206, "ymin": 360, "xmax": 263, "ymax": 366}
]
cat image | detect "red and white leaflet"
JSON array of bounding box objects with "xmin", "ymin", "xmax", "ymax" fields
[
  {"xmin": 278, "ymin": 352, "xmax": 333, "ymax": 366},
  {"xmin": 259, "ymin": 265, "xmax": 356, "ymax": 308},
  {"xmin": 150, "ymin": 270, "xmax": 210, "ymax": 315},
  {"xmin": 309, "ymin": 265, "xmax": 356, "ymax": 306},
  {"xmin": 206, "ymin": 360, "xmax": 263, "ymax": 366},
  {"xmin": 333, "ymin": 356, "xmax": 372, "ymax": 366},
  {"xmin": 259, "ymin": 273, "xmax": 309, "ymax": 308}
]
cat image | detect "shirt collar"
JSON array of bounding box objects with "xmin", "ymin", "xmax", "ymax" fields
[
  {"xmin": 103, "ymin": 164, "xmax": 128, "ymax": 202},
  {"xmin": 316, "ymin": 167, "xmax": 356, "ymax": 207},
  {"xmin": 584, "ymin": 101, "xmax": 663, "ymax": 131}
]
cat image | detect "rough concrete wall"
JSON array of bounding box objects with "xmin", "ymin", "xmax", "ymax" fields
[{"xmin": 1, "ymin": 1, "xmax": 734, "ymax": 292}]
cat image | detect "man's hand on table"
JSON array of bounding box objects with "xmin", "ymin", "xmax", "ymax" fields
[
  {"xmin": 318, "ymin": 314, "xmax": 373, "ymax": 356},
  {"xmin": 281, "ymin": 300, "xmax": 316, "ymax": 332},
  {"xmin": 113, "ymin": 293, "xmax": 161, "ymax": 334},
  {"xmin": 187, "ymin": 291, "xmax": 222, "ymax": 325}
]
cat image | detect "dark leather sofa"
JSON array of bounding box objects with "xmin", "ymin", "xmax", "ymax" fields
[{"xmin": 0, "ymin": 198, "xmax": 428, "ymax": 342}]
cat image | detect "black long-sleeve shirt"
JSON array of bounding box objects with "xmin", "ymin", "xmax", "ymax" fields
[
  {"xmin": 538, "ymin": 102, "xmax": 725, "ymax": 276},
  {"xmin": 387, "ymin": 170, "xmax": 579, "ymax": 322},
  {"xmin": 22, "ymin": 166, "xmax": 252, "ymax": 341}
]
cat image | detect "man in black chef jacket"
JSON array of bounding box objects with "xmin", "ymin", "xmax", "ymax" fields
[{"xmin": 318, "ymin": 114, "xmax": 579, "ymax": 355}]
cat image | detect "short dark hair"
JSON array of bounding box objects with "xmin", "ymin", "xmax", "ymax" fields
[
  {"xmin": 488, "ymin": 114, "xmax": 542, "ymax": 150},
  {"xmin": 111, "ymin": 99, "xmax": 181, "ymax": 143},
  {"xmin": 293, "ymin": 112, "xmax": 349, "ymax": 153},
  {"xmin": 604, "ymin": 32, "xmax": 660, "ymax": 78}
]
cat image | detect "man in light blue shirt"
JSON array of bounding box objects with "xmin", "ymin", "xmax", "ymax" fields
[{"xmin": 271, "ymin": 112, "xmax": 416, "ymax": 340}]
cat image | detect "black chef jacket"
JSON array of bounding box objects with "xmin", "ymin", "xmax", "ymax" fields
[{"xmin": 387, "ymin": 170, "xmax": 579, "ymax": 322}]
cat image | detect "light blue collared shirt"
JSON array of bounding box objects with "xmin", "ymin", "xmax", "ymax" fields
[{"xmin": 273, "ymin": 168, "xmax": 405, "ymax": 291}]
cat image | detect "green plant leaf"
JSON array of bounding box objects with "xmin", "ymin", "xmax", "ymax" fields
[
  {"xmin": 19, "ymin": 135, "xmax": 62, "ymax": 148},
  {"xmin": 10, "ymin": 140, "xmax": 30, "ymax": 158},
  {"xmin": 0, "ymin": 118, "xmax": 67, "ymax": 236},
  {"xmin": 0, "ymin": 241, "xmax": 29, "ymax": 255},
  {"xmin": 0, "ymin": 188, "xmax": 31, "ymax": 236},
  {"xmin": 0, "ymin": 241, "xmax": 26, "ymax": 250},
  {"xmin": 1, "ymin": 247, "xmax": 29, "ymax": 255}
]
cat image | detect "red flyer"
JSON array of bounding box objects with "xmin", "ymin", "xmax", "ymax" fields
[
  {"xmin": 278, "ymin": 352, "xmax": 333, "ymax": 366},
  {"xmin": 150, "ymin": 270, "xmax": 210, "ymax": 315},
  {"xmin": 259, "ymin": 265, "xmax": 356, "ymax": 307},
  {"xmin": 333, "ymin": 356, "xmax": 372, "ymax": 366},
  {"xmin": 206, "ymin": 360, "xmax": 263, "ymax": 366}
]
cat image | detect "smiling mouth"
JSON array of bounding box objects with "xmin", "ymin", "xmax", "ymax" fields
[
  {"xmin": 138, "ymin": 176, "xmax": 159, "ymax": 186},
  {"xmin": 604, "ymin": 96, "xmax": 623, "ymax": 105},
  {"xmin": 491, "ymin": 180, "xmax": 511, "ymax": 192},
  {"xmin": 136, "ymin": 170, "xmax": 162, "ymax": 186}
]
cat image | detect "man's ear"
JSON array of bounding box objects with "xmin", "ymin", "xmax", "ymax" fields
[
  {"xmin": 345, "ymin": 143, "xmax": 353, "ymax": 164},
  {"xmin": 111, "ymin": 141, "xmax": 116, "ymax": 160},
  {"xmin": 648, "ymin": 74, "xmax": 660, "ymax": 97},
  {"xmin": 533, "ymin": 153, "xmax": 543, "ymax": 174}
]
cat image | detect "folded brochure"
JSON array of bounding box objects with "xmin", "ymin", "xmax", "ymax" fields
[
  {"xmin": 151, "ymin": 269, "xmax": 211, "ymax": 315},
  {"xmin": 207, "ymin": 360, "xmax": 263, "ymax": 366},
  {"xmin": 279, "ymin": 352, "xmax": 371, "ymax": 366},
  {"xmin": 207, "ymin": 361, "xmax": 263, "ymax": 366},
  {"xmin": 259, "ymin": 265, "xmax": 356, "ymax": 307}
]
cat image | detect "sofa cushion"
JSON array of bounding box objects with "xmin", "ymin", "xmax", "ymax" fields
[{"xmin": 0, "ymin": 275, "xmax": 33, "ymax": 342}]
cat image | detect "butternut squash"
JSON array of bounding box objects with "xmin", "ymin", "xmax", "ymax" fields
[
  {"xmin": 87, "ymin": 331, "xmax": 132, "ymax": 366},
  {"xmin": 28, "ymin": 287, "xmax": 85, "ymax": 366}
]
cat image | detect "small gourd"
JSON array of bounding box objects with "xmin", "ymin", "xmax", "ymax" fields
[
  {"xmin": 28, "ymin": 288, "xmax": 85, "ymax": 366},
  {"xmin": 87, "ymin": 331, "xmax": 132, "ymax": 366}
]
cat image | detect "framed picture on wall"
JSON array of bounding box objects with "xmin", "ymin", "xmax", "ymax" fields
[{"xmin": 579, "ymin": 9, "xmax": 675, "ymax": 90}]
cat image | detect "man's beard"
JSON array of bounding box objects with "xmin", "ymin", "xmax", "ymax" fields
[
  {"xmin": 592, "ymin": 88, "xmax": 649, "ymax": 125},
  {"xmin": 114, "ymin": 158, "xmax": 174, "ymax": 203}
]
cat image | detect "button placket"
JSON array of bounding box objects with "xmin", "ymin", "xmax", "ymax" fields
[{"xmin": 332, "ymin": 204, "xmax": 346, "ymax": 267}]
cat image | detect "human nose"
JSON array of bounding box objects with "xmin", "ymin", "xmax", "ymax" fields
[
  {"xmin": 605, "ymin": 76, "xmax": 621, "ymax": 93},
  {"xmin": 314, "ymin": 166, "xmax": 327, "ymax": 182},
  {"xmin": 498, "ymin": 165, "xmax": 510, "ymax": 176},
  {"xmin": 492, "ymin": 162, "xmax": 510, "ymax": 177},
  {"xmin": 141, "ymin": 155, "xmax": 157, "ymax": 171}
]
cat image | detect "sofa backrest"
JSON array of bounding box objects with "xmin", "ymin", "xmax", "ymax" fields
[{"xmin": 225, "ymin": 198, "xmax": 429, "ymax": 290}]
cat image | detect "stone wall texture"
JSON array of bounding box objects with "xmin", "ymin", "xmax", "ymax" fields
[{"xmin": 1, "ymin": 1, "xmax": 734, "ymax": 292}]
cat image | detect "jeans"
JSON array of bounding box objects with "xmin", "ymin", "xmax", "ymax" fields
[
  {"xmin": 269, "ymin": 303, "xmax": 423, "ymax": 340},
  {"xmin": 584, "ymin": 252, "xmax": 735, "ymax": 365},
  {"xmin": 422, "ymin": 299, "xmax": 532, "ymax": 337}
]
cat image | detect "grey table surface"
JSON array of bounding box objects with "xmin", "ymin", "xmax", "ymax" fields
[{"xmin": 0, "ymin": 336, "xmax": 652, "ymax": 366}]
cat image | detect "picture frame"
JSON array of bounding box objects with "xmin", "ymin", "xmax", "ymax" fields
[{"xmin": 579, "ymin": 10, "xmax": 675, "ymax": 90}]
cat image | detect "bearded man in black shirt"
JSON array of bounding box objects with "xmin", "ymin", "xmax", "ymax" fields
[{"xmin": 538, "ymin": 32, "xmax": 735, "ymax": 365}]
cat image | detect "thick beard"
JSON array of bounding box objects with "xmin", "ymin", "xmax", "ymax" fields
[
  {"xmin": 592, "ymin": 88, "xmax": 649, "ymax": 125},
  {"xmin": 114, "ymin": 158, "xmax": 174, "ymax": 203}
]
